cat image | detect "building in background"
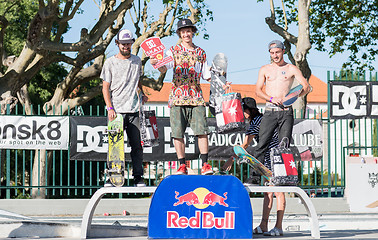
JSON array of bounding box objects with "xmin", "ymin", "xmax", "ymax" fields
[{"xmin": 143, "ymin": 75, "xmax": 327, "ymax": 117}]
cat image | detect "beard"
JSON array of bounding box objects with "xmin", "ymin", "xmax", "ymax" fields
[{"xmin": 120, "ymin": 48, "xmax": 131, "ymax": 57}]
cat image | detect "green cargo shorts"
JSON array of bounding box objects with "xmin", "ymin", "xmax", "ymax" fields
[{"xmin": 170, "ymin": 105, "xmax": 209, "ymax": 138}]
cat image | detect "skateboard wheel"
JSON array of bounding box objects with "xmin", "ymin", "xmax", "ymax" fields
[
  {"xmin": 117, "ymin": 169, "xmax": 121, "ymax": 174},
  {"xmin": 104, "ymin": 212, "xmax": 110, "ymax": 216}
]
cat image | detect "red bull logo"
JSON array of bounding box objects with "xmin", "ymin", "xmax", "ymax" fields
[
  {"xmin": 168, "ymin": 187, "xmax": 235, "ymax": 230},
  {"xmin": 173, "ymin": 187, "xmax": 228, "ymax": 208}
]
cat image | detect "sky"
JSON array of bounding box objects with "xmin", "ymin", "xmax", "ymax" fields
[{"xmin": 65, "ymin": 0, "xmax": 366, "ymax": 85}]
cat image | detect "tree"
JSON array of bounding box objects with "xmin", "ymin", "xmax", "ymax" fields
[
  {"xmin": 0, "ymin": 0, "xmax": 213, "ymax": 198},
  {"xmin": 259, "ymin": 0, "xmax": 312, "ymax": 116},
  {"xmin": 310, "ymin": 0, "xmax": 378, "ymax": 72},
  {"xmin": 261, "ymin": 0, "xmax": 377, "ymax": 114}
]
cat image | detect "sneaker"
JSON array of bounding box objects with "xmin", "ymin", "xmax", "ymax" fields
[
  {"xmin": 175, "ymin": 164, "xmax": 188, "ymax": 175},
  {"xmin": 134, "ymin": 177, "xmax": 146, "ymax": 187},
  {"xmin": 201, "ymin": 162, "xmax": 213, "ymax": 175},
  {"xmin": 104, "ymin": 179, "xmax": 113, "ymax": 187}
]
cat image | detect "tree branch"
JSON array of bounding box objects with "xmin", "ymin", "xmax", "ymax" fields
[
  {"xmin": 265, "ymin": 16, "xmax": 297, "ymax": 44},
  {"xmin": 186, "ymin": 0, "xmax": 199, "ymax": 22},
  {"xmin": 17, "ymin": 84, "xmax": 32, "ymax": 115},
  {"xmin": 59, "ymin": 0, "xmax": 84, "ymax": 23},
  {"xmin": 141, "ymin": 72, "xmax": 166, "ymax": 91},
  {"xmin": 269, "ymin": 0, "xmax": 275, "ymax": 20},
  {"xmin": 281, "ymin": 0, "xmax": 288, "ymax": 30}
]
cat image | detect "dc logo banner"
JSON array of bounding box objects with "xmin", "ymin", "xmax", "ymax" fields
[
  {"xmin": 330, "ymin": 81, "xmax": 370, "ymax": 119},
  {"xmin": 69, "ymin": 116, "xmax": 201, "ymax": 161},
  {"xmin": 70, "ymin": 116, "xmax": 108, "ymax": 161}
]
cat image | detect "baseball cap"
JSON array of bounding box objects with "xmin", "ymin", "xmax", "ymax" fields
[
  {"xmin": 116, "ymin": 29, "xmax": 135, "ymax": 44},
  {"xmin": 268, "ymin": 40, "xmax": 285, "ymax": 51},
  {"xmin": 176, "ymin": 18, "xmax": 197, "ymax": 33},
  {"xmin": 242, "ymin": 97, "xmax": 258, "ymax": 110}
]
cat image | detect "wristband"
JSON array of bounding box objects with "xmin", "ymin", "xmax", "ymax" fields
[
  {"xmin": 269, "ymin": 97, "xmax": 273, "ymax": 103},
  {"xmin": 106, "ymin": 106, "xmax": 114, "ymax": 111}
]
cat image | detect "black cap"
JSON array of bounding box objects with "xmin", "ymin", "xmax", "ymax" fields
[
  {"xmin": 242, "ymin": 97, "xmax": 258, "ymax": 110},
  {"xmin": 176, "ymin": 18, "xmax": 197, "ymax": 34}
]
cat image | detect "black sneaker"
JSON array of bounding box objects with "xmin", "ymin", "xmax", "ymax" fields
[
  {"xmin": 134, "ymin": 177, "xmax": 146, "ymax": 187},
  {"xmin": 104, "ymin": 179, "xmax": 113, "ymax": 187}
]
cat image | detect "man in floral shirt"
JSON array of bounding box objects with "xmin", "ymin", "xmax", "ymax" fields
[{"xmin": 151, "ymin": 18, "xmax": 213, "ymax": 175}]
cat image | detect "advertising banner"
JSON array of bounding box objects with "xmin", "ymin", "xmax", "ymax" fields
[
  {"xmin": 0, "ymin": 115, "xmax": 69, "ymax": 150},
  {"xmin": 69, "ymin": 117, "xmax": 323, "ymax": 162},
  {"xmin": 291, "ymin": 119, "xmax": 323, "ymax": 161},
  {"xmin": 148, "ymin": 175, "xmax": 252, "ymax": 239},
  {"xmin": 329, "ymin": 81, "xmax": 378, "ymax": 119}
]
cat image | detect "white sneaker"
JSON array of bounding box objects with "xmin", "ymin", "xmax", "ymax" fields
[{"xmin": 134, "ymin": 177, "xmax": 146, "ymax": 187}]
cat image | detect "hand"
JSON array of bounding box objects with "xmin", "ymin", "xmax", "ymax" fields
[
  {"xmin": 150, "ymin": 56, "xmax": 158, "ymax": 66},
  {"xmin": 223, "ymin": 81, "xmax": 231, "ymax": 91},
  {"xmin": 107, "ymin": 109, "xmax": 116, "ymax": 121},
  {"xmin": 270, "ymin": 96, "xmax": 283, "ymax": 106}
]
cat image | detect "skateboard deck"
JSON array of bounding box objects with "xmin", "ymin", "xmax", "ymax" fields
[
  {"xmin": 209, "ymin": 53, "xmax": 228, "ymax": 116},
  {"xmin": 105, "ymin": 114, "xmax": 125, "ymax": 187},
  {"xmin": 233, "ymin": 145, "xmax": 272, "ymax": 181},
  {"xmin": 281, "ymin": 84, "xmax": 303, "ymax": 107}
]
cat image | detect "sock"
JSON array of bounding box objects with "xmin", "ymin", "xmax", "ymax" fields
[
  {"xmin": 178, "ymin": 158, "xmax": 186, "ymax": 165},
  {"xmin": 200, "ymin": 153, "xmax": 208, "ymax": 165}
]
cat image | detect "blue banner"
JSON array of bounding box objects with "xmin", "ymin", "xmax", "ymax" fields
[{"xmin": 148, "ymin": 175, "xmax": 252, "ymax": 239}]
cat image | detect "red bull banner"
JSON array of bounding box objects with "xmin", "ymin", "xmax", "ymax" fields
[{"xmin": 148, "ymin": 175, "xmax": 252, "ymax": 239}]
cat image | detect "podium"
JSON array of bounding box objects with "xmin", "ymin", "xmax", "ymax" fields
[{"xmin": 148, "ymin": 175, "xmax": 253, "ymax": 239}]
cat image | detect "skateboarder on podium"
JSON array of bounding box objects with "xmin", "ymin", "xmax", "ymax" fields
[
  {"xmin": 101, "ymin": 29, "xmax": 147, "ymax": 187},
  {"xmin": 252, "ymin": 40, "xmax": 310, "ymax": 236},
  {"xmin": 151, "ymin": 19, "xmax": 230, "ymax": 175}
]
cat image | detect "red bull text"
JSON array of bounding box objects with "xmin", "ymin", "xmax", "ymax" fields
[{"xmin": 167, "ymin": 211, "xmax": 235, "ymax": 229}]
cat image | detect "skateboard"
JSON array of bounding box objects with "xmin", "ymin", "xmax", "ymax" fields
[
  {"xmin": 105, "ymin": 114, "xmax": 125, "ymax": 187},
  {"xmin": 281, "ymin": 84, "xmax": 303, "ymax": 107},
  {"xmin": 209, "ymin": 53, "xmax": 228, "ymax": 116},
  {"xmin": 233, "ymin": 145, "xmax": 272, "ymax": 181}
]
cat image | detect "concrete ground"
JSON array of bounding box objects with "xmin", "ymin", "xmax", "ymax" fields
[{"xmin": 1, "ymin": 196, "xmax": 378, "ymax": 239}]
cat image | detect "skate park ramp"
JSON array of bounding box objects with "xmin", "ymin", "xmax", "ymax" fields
[{"xmin": 0, "ymin": 209, "xmax": 146, "ymax": 238}]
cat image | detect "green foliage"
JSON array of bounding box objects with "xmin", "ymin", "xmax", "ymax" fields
[
  {"xmin": 28, "ymin": 63, "xmax": 68, "ymax": 105},
  {"xmin": 299, "ymin": 164, "xmax": 322, "ymax": 186},
  {"xmin": 273, "ymin": 0, "xmax": 378, "ymax": 71},
  {"xmin": 0, "ymin": 0, "xmax": 39, "ymax": 55}
]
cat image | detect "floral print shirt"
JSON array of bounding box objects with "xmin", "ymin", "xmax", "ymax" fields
[{"xmin": 166, "ymin": 44, "xmax": 211, "ymax": 107}]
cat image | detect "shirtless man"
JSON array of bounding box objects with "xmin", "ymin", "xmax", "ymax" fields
[{"xmin": 253, "ymin": 40, "xmax": 310, "ymax": 236}]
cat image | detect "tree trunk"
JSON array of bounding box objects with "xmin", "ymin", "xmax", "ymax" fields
[
  {"xmin": 31, "ymin": 150, "xmax": 52, "ymax": 199},
  {"xmin": 292, "ymin": 0, "xmax": 312, "ymax": 116}
]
